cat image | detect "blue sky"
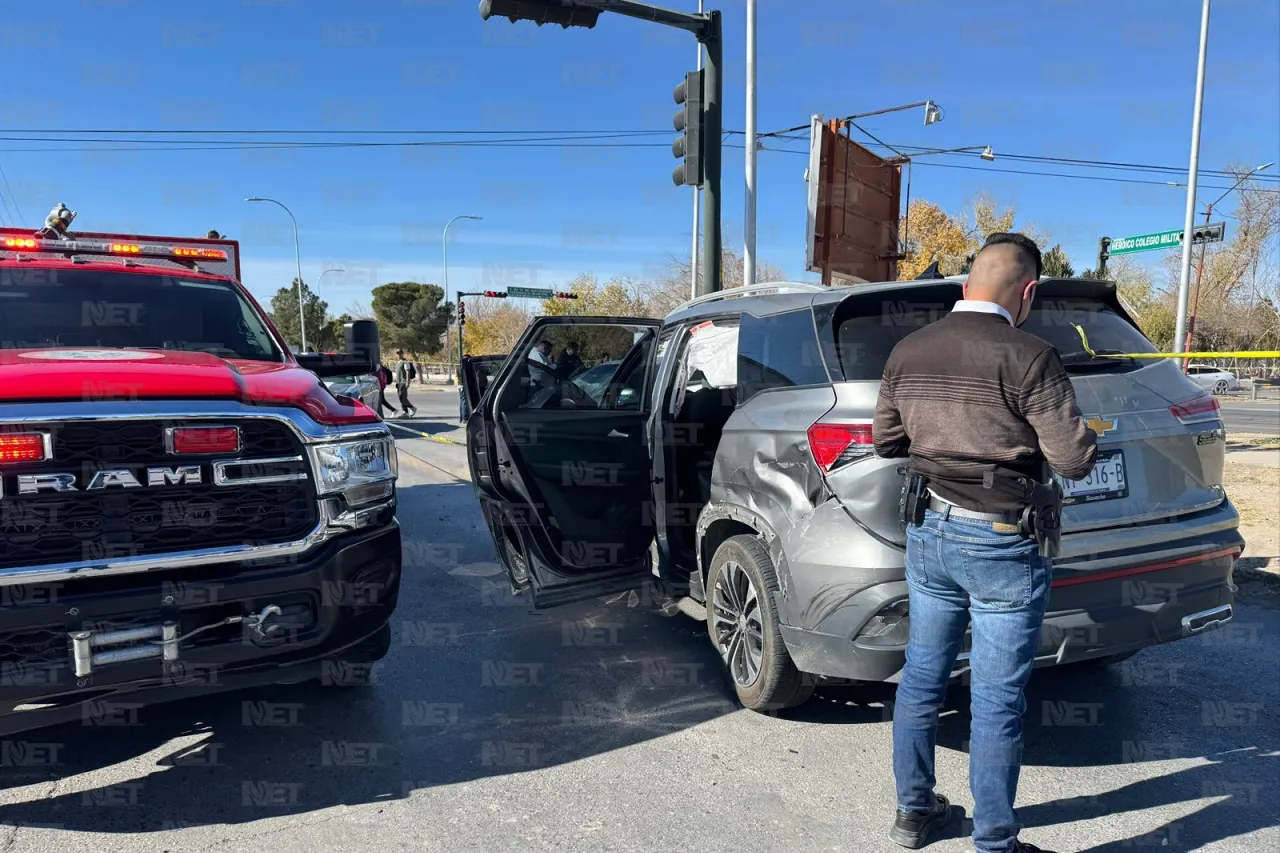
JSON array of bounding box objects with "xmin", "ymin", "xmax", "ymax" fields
[{"xmin": 0, "ymin": 0, "xmax": 1276, "ymax": 311}]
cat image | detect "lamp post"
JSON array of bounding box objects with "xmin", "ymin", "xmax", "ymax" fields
[
  {"xmin": 889, "ymin": 146, "xmax": 994, "ymax": 267},
  {"xmin": 1182, "ymin": 161, "xmax": 1272, "ymax": 367},
  {"xmin": 246, "ymin": 197, "xmax": 307, "ymax": 352},
  {"xmin": 1173, "ymin": 0, "xmax": 1212, "ymax": 363},
  {"xmin": 443, "ymin": 214, "xmax": 481, "ymax": 384}
]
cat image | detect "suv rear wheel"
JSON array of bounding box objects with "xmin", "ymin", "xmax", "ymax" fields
[{"xmin": 706, "ymin": 535, "xmax": 814, "ymax": 711}]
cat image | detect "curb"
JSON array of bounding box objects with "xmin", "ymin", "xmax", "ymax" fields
[{"xmin": 387, "ymin": 421, "xmax": 465, "ymax": 446}]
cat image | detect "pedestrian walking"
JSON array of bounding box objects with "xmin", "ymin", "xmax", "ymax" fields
[
  {"xmin": 375, "ymin": 362, "xmax": 397, "ymax": 418},
  {"xmin": 873, "ymin": 233, "xmax": 1098, "ymax": 853},
  {"xmin": 458, "ymin": 364, "xmax": 468, "ymax": 424},
  {"xmin": 394, "ymin": 349, "xmax": 417, "ymax": 417}
]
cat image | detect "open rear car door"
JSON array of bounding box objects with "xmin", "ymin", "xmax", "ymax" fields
[{"xmin": 464, "ymin": 317, "xmax": 663, "ymax": 608}]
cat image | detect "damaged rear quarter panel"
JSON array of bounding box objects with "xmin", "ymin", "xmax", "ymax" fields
[{"xmin": 705, "ymin": 386, "xmax": 832, "ymax": 623}]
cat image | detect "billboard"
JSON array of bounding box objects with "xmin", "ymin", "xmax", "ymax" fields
[{"xmin": 805, "ymin": 115, "xmax": 904, "ymax": 284}]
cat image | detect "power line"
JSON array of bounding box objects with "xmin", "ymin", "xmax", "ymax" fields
[
  {"xmin": 2, "ymin": 131, "xmax": 1274, "ymax": 195},
  {"xmin": 733, "ymin": 143, "xmax": 1280, "ymax": 194},
  {"xmin": 8, "ymin": 126, "xmax": 1278, "ymax": 182}
]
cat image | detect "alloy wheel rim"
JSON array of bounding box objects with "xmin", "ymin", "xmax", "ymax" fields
[{"xmin": 711, "ymin": 560, "xmax": 765, "ymax": 687}]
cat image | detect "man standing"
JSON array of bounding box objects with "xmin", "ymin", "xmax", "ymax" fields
[
  {"xmin": 555, "ymin": 341, "xmax": 583, "ymax": 380},
  {"xmin": 874, "ymin": 234, "xmax": 1097, "ymax": 853},
  {"xmin": 394, "ymin": 349, "xmax": 417, "ymax": 418}
]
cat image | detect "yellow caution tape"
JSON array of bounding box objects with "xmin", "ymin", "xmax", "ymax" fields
[{"xmin": 1070, "ymin": 324, "xmax": 1280, "ymax": 361}]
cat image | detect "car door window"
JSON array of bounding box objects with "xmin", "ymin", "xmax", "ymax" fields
[
  {"xmin": 737, "ymin": 309, "xmax": 828, "ymax": 402},
  {"xmin": 495, "ymin": 323, "xmax": 657, "ymax": 415}
]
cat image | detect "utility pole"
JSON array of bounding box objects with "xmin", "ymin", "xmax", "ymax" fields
[
  {"xmin": 1173, "ymin": 0, "xmax": 1211, "ymax": 361},
  {"xmin": 743, "ymin": 0, "xmax": 757, "ymax": 287},
  {"xmin": 1098, "ymin": 237, "xmax": 1111, "ymax": 278},
  {"xmin": 1183, "ymin": 162, "xmax": 1271, "ymax": 367}
]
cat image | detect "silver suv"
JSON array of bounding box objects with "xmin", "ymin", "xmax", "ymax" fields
[{"xmin": 462, "ymin": 279, "xmax": 1243, "ymax": 711}]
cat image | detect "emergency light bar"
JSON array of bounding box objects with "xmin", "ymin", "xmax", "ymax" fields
[{"xmin": 1, "ymin": 235, "xmax": 228, "ymax": 263}]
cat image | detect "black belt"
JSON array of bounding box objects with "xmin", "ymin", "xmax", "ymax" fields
[{"xmin": 927, "ymin": 497, "xmax": 1019, "ymax": 524}]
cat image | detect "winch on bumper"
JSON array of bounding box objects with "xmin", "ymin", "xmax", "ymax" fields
[{"xmin": 0, "ymin": 521, "xmax": 400, "ymax": 736}]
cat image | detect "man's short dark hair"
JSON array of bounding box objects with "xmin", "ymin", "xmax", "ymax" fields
[
  {"xmin": 982, "ymin": 232, "xmax": 1042, "ymax": 280},
  {"xmin": 566, "ymin": 341, "xmax": 579, "ymax": 351}
]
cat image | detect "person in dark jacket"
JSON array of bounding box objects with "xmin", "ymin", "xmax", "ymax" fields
[
  {"xmin": 873, "ymin": 233, "xmax": 1098, "ymax": 853},
  {"xmin": 555, "ymin": 341, "xmax": 583, "ymax": 380},
  {"xmin": 375, "ymin": 362, "xmax": 397, "ymax": 417}
]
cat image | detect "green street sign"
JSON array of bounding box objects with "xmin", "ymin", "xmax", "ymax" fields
[
  {"xmin": 506, "ymin": 286, "xmax": 554, "ymax": 299},
  {"xmin": 1109, "ymin": 222, "xmax": 1226, "ymax": 256}
]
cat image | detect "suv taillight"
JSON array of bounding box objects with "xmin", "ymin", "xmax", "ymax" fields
[
  {"xmin": 807, "ymin": 422, "xmax": 874, "ymax": 473},
  {"xmin": 1170, "ymin": 395, "xmax": 1221, "ymax": 425}
]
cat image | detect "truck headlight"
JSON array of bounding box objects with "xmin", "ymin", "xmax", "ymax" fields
[{"xmin": 308, "ymin": 436, "xmax": 397, "ymax": 506}]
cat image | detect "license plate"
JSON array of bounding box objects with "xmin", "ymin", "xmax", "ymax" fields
[{"xmin": 1057, "ymin": 450, "xmax": 1129, "ymax": 505}]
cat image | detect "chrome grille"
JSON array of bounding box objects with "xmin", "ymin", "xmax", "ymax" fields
[{"xmin": 0, "ymin": 418, "xmax": 316, "ymax": 571}]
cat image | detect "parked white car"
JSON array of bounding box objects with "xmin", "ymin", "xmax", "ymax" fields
[{"xmin": 1186, "ymin": 364, "xmax": 1238, "ymax": 395}]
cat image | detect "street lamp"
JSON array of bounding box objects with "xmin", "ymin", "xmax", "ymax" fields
[
  {"xmin": 1183, "ymin": 161, "xmax": 1273, "ymax": 364},
  {"xmin": 246, "ymin": 197, "xmax": 308, "ymax": 352},
  {"xmin": 891, "ymin": 145, "xmax": 995, "ymax": 263},
  {"xmin": 444, "ymin": 215, "xmax": 482, "ymax": 382}
]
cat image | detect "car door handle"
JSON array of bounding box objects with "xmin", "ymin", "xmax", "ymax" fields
[{"xmin": 607, "ymin": 428, "xmax": 631, "ymax": 439}]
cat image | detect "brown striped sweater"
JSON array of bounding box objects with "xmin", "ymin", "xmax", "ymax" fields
[{"xmin": 873, "ymin": 311, "xmax": 1098, "ymax": 512}]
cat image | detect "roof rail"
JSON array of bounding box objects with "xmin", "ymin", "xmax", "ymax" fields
[{"xmin": 676, "ymin": 282, "xmax": 828, "ymax": 312}]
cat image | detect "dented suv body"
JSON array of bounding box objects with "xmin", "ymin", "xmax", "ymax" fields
[
  {"xmin": 0, "ymin": 222, "xmax": 400, "ymax": 734},
  {"xmin": 463, "ymin": 279, "xmax": 1242, "ymax": 710}
]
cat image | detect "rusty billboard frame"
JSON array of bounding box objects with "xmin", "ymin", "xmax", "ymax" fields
[{"xmin": 805, "ymin": 114, "xmax": 904, "ymax": 285}]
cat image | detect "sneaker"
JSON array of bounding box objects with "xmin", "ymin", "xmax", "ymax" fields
[
  {"xmin": 889, "ymin": 794, "xmax": 957, "ymax": 849},
  {"xmin": 1012, "ymin": 844, "xmax": 1056, "ymax": 853}
]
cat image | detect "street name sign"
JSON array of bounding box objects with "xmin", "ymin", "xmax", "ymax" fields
[
  {"xmin": 1109, "ymin": 223, "xmax": 1226, "ymax": 256},
  {"xmin": 507, "ymin": 286, "xmax": 555, "ymax": 299}
]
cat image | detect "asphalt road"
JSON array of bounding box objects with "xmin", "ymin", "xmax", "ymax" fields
[
  {"xmin": 1221, "ymin": 399, "xmax": 1280, "ymax": 436},
  {"xmin": 1, "ymin": 395, "xmax": 1277, "ymax": 852}
]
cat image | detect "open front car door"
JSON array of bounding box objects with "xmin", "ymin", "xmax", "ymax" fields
[
  {"xmin": 466, "ymin": 317, "xmax": 662, "ymax": 608},
  {"xmin": 461, "ymin": 353, "xmax": 507, "ymax": 414}
]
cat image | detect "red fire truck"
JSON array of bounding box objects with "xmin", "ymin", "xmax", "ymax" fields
[{"xmin": 0, "ymin": 205, "xmax": 401, "ymax": 734}]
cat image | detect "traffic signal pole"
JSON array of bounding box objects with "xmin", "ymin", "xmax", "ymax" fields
[
  {"xmin": 479, "ymin": 0, "xmax": 722, "ymax": 295},
  {"xmin": 699, "ymin": 10, "xmax": 722, "ymax": 297}
]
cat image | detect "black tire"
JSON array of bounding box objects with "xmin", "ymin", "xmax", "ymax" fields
[
  {"xmin": 318, "ymin": 622, "xmax": 391, "ymax": 688},
  {"xmin": 706, "ymin": 534, "xmax": 815, "ymax": 711},
  {"xmin": 1214, "ymin": 379, "xmax": 1229, "ymax": 395}
]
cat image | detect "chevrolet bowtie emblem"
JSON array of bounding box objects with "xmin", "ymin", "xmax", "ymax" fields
[{"xmin": 1087, "ymin": 417, "xmax": 1116, "ymax": 437}]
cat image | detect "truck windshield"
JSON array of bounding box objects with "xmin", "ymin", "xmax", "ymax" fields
[{"xmin": 0, "ymin": 268, "xmax": 284, "ymax": 361}]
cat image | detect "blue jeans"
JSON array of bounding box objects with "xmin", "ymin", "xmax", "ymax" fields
[
  {"xmin": 893, "ymin": 508, "xmax": 1051, "ymax": 853},
  {"xmin": 459, "ymin": 386, "xmax": 468, "ymax": 422}
]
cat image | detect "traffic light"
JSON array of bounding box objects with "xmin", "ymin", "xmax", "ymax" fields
[
  {"xmin": 482, "ymin": 290, "xmax": 507, "ymax": 298},
  {"xmin": 479, "ymin": 0, "xmax": 600, "ymax": 29},
  {"xmin": 1192, "ymin": 222, "xmax": 1226, "ymax": 245},
  {"xmin": 554, "ymin": 292, "xmax": 578, "ymax": 300},
  {"xmin": 458, "ymin": 299, "xmax": 466, "ymax": 327},
  {"xmin": 672, "ymin": 69, "xmax": 705, "ymax": 188}
]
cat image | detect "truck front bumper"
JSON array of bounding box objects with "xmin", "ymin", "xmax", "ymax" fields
[{"xmin": 0, "ymin": 522, "xmax": 401, "ymax": 737}]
